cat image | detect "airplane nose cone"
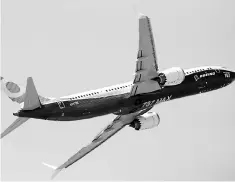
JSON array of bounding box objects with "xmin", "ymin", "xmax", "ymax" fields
[{"xmin": 231, "ymin": 71, "xmax": 235, "ymax": 82}]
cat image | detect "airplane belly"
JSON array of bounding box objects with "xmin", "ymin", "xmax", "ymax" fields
[{"xmin": 48, "ymin": 95, "xmax": 128, "ymax": 121}]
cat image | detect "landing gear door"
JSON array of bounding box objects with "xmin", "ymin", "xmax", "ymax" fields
[{"xmin": 57, "ymin": 101, "xmax": 65, "ymax": 109}]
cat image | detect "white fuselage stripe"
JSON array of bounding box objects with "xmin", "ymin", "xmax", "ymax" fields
[{"xmin": 45, "ymin": 66, "xmax": 224, "ymax": 104}]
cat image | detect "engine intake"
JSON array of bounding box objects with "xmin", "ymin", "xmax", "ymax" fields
[
  {"xmin": 156, "ymin": 67, "xmax": 185, "ymax": 86},
  {"xmin": 130, "ymin": 112, "xmax": 160, "ymax": 130}
]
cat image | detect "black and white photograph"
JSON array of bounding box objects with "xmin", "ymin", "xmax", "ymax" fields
[{"xmin": 1, "ymin": 0, "xmax": 235, "ymax": 180}]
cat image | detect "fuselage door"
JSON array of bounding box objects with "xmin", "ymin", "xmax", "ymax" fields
[{"xmin": 57, "ymin": 101, "xmax": 65, "ymax": 109}]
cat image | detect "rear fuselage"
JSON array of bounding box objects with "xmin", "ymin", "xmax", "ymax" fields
[{"xmin": 15, "ymin": 66, "xmax": 235, "ymax": 121}]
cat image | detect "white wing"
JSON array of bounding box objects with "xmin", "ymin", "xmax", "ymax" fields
[
  {"xmin": 137, "ymin": 14, "xmax": 158, "ymax": 70},
  {"xmin": 50, "ymin": 113, "xmax": 138, "ymax": 179},
  {"xmin": 130, "ymin": 14, "xmax": 161, "ymax": 96}
]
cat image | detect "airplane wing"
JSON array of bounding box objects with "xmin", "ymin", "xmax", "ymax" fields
[
  {"xmin": 130, "ymin": 14, "xmax": 161, "ymax": 96},
  {"xmin": 49, "ymin": 113, "xmax": 138, "ymax": 179}
]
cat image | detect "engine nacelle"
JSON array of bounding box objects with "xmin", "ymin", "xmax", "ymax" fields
[
  {"xmin": 158, "ymin": 67, "xmax": 185, "ymax": 86},
  {"xmin": 130, "ymin": 112, "xmax": 160, "ymax": 130}
]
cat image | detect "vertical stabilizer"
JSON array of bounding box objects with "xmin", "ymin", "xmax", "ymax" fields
[
  {"xmin": 1, "ymin": 76, "xmax": 52, "ymax": 106},
  {"xmin": 23, "ymin": 77, "xmax": 41, "ymax": 110}
]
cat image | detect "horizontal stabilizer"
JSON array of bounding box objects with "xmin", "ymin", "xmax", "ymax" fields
[
  {"xmin": 1, "ymin": 117, "xmax": 29, "ymax": 139},
  {"xmin": 23, "ymin": 77, "xmax": 41, "ymax": 110}
]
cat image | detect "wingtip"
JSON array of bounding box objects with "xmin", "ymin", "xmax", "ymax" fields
[
  {"xmin": 138, "ymin": 13, "xmax": 147, "ymax": 19},
  {"xmin": 51, "ymin": 168, "xmax": 63, "ymax": 180},
  {"xmin": 42, "ymin": 162, "xmax": 57, "ymax": 170},
  {"xmin": 1, "ymin": 129, "xmax": 9, "ymax": 139},
  {"xmin": 42, "ymin": 162, "xmax": 62, "ymax": 180},
  {"xmin": 1, "ymin": 131, "xmax": 5, "ymax": 139}
]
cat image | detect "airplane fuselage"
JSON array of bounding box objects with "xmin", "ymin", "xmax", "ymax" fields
[{"xmin": 15, "ymin": 66, "xmax": 235, "ymax": 121}]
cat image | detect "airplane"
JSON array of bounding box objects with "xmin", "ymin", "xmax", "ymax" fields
[{"xmin": 1, "ymin": 14, "xmax": 235, "ymax": 179}]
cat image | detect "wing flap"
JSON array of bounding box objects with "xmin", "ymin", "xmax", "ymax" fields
[{"xmin": 130, "ymin": 80, "xmax": 161, "ymax": 96}]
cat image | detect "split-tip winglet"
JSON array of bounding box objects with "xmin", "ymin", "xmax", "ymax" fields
[
  {"xmin": 42, "ymin": 162, "xmax": 57, "ymax": 170},
  {"xmin": 51, "ymin": 168, "xmax": 63, "ymax": 180},
  {"xmin": 42, "ymin": 162, "xmax": 62, "ymax": 180}
]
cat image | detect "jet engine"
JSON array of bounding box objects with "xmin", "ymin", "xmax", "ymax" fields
[
  {"xmin": 130, "ymin": 112, "xmax": 160, "ymax": 130},
  {"xmin": 157, "ymin": 67, "xmax": 185, "ymax": 86}
]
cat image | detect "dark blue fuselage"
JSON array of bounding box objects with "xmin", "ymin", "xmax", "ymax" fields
[{"xmin": 15, "ymin": 68, "xmax": 235, "ymax": 121}]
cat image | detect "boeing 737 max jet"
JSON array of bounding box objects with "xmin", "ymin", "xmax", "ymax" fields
[{"xmin": 1, "ymin": 14, "xmax": 235, "ymax": 179}]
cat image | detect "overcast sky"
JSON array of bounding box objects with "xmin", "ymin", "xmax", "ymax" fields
[{"xmin": 1, "ymin": 0, "xmax": 235, "ymax": 181}]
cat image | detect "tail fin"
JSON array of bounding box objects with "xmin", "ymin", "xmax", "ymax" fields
[
  {"xmin": 1, "ymin": 77, "xmax": 51, "ymax": 139},
  {"xmin": 1, "ymin": 76, "xmax": 52, "ymax": 107},
  {"xmin": 23, "ymin": 77, "xmax": 41, "ymax": 110}
]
